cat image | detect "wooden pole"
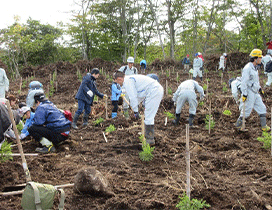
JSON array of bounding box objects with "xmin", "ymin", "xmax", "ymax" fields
[
  {"xmin": 141, "ymin": 115, "xmax": 145, "ymax": 139},
  {"xmin": 176, "ymin": 72, "xmax": 179, "ymax": 83},
  {"xmin": 185, "ymin": 124, "xmax": 190, "ymax": 199},
  {"xmin": 105, "ymin": 97, "xmax": 108, "ymax": 120},
  {"xmin": 209, "ymin": 101, "xmax": 211, "ymax": 134},
  {"xmin": 6, "ymin": 101, "xmax": 31, "ymax": 182}
]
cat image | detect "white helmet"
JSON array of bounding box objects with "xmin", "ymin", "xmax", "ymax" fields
[
  {"xmin": 127, "ymin": 56, "xmax": 134, "ymax": 63},
  {"xmin": 198, "ymin": 52, "xmax": 202, "ymax": 55},
  {"xmin": 19, "ymin": 106, "xmax": 31, "ymax": 117},
  {"xmin": 223, "ymin": 53, "xmax": 227, "ymax": 56}
]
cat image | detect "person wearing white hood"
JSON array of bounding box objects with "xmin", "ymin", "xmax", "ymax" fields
[
  {"xmin": 115, "ymin": 71, "xmax": 163, "ymax": 145},
  {"xmin": 0, "ymin": 68, "xmax": 9, "ymax": 99},
  {"xmin": 218, "ymin": 53, "xmax": 227, "ymax": 71}
]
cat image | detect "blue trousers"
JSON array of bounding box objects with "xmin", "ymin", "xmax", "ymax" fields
[{"xmin": 75, "ymin": 99, "xmax": 91, "ymax": 115}]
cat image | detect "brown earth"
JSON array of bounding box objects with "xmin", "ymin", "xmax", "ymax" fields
[{"xmin": 1, "ymin": 54, "xmax": 272, "ymax": 210}]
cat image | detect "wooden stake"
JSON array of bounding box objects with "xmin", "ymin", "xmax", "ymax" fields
[
  {"xmin": 166, "ymin": 80, "xmax": 168, "ymax": 96},
  {"xmin": 221, "ymin": 72, "xmax": 223, "ymax": 84},
  {"xmin": 19, "ymin": 77, "xmax": 22, "ymax": 92},
  {"xmin": 206, "ymin": 80, "xmax": 209, "ymax": 99},
  {"xmin": 164, "ymin": 117, "xmax": 167, "ymax": 126},
  {"xmin": 3, "ymin": 153, "xmax": 38, "ymax": 157},
  {"xmin": 209, "ymin": 101, "xmax": 211, "ymax": 135},
  {"xmin": 6, "ymin": 101, "xmax": 31, "ymax": 182},
  {"xmin": 185, "ymin": 124, "xmax": 190, "ymax": 199},
  {"xmin": 141, "ymin": 115, "xmax": 145, "ymax": 139},
  {"xmin": 102, "ymin": 132, "xmax": 108, "ymax": 143},
  {"xmin": 105, "ymin": 97, "xmax": 108, "ymax": 120},
  {"xmin": 176, "ymin": 72, "xmax": 179, "ymax": 82}
]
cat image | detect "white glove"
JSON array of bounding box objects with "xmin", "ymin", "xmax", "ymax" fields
[
  {"xmin": 87, "ymin": 90, "xmax": 93, "ymax": 97},
  {"xmin": 200, "ymin": 95, "xmax": 205, "ymax": 101},
  {"xmin": 121, "ymin": 89, "xmax": 126, "ymax": 94},
  {"xmin": 20, "ymin": 133, "xmax": 27, "ymax": 140}
]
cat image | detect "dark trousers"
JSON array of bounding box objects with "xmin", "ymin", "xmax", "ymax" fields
[
  {"xmin": 112, "ymin": 101, "xmax": 118, "ymax": 112},
  {"xmin": 28, "ymin": 125, "xmax": 68, "ymax": 146}
]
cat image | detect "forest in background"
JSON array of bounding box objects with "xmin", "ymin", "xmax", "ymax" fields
[{"xmin": 0, "ymin": 0, "xmax": 272, "ymax": 78}]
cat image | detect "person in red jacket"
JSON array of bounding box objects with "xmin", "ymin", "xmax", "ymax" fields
[{"xmin": 266, "ymin": 40, "xmax": 272, "ymax": 54}]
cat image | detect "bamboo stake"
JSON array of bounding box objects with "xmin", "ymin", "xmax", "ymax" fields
[
  {"xmin": 185, "ymin": 124, "xmax": 190, "ymax": 199},
  {"xmin": 105, "ymin": 96, "xmax": 108, "ymax": 120},
  {"xmin": 209, "ymin": 101, "xmax": 211, "ymax": 135},
  {"xmin": 102, "ymin": 132, "xmax": 108, "ymax": 143},
  {"xmin": 3, "ymin": 153, "xmax": 38, "ymax": 157},
  {"xmin": 176, "ymin": 72, "xmax": 179, "ymax": 82},
  {"xmin": 164, "ymin": 117, "xmax": 167, "ymax": 126},
  {"xmin": 6, "ymin": 101, "xmax": 31, "ymax": 182},
  {"xmin": 141, "ymin": 115, "xmax": 145, "ymax": 139}
]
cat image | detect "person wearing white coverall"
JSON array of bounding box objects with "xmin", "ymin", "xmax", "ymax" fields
[
  {"xmin": 218, "ymin": 53, "xmax": 227, "ymax": 71},
  {"xmin": 115, "ymin": 72, "xmax": 163, "ymax": 145},
  {"xmin": 26, "ymin": 81, "xmax": 44, "ymax": 108},
  {"xmin": 193, "ymin": 53, "xmax": 203, "ymax": 81},
  {"xmin": 0, "ymin": 68, "xmax": 9, "ymax": 99},
  {"xmin": 172, "ymin": 80, "xmax": 205, "ymax": 126},
  {"xmin": 261, "ymin": 52, "xmax": 272, "ymax": 87},
  {"xmin": 229, "ymin": 77, "xmax": 242, "ymax": 104},
  {"xmin": 118, "ymin": 56, "xmax": 138, "ymax": 119},
  {"xmin": 235, "ymin": 49, "xmax": 270, "ymax": 132}
]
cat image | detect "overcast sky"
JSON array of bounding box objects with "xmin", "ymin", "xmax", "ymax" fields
[{"xmin": 0, "ymin": 0, "xmax": 76, "ymax": 29}]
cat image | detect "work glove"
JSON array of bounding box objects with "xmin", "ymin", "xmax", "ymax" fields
[
  {"xmin": 134, "ymin": 112, "xmax": 139, "ymax": 119},
  {"xmin": 242, "ymin": 95, "xmax": 247, "ymax": 102},
  {"xmin": 259, "ymin": 88, "xmax": 265, "ymax": 97},
  {"xmin": 121, "ymin": 89, "xmax": 126, "ymax": 94},
  {"xmin": 103, "ymin": 95, "xmax": 108, "ymax": 99},
  {"xmin": 20, "ymin": 133, "xmax": 27, "ymax": 140},
  {"xmin": 87, "ymin": 90, "xmax": 93, "ymax": 97},
  {"xmin": 121, "ymin": 94, "xmax": 125, "ymax": 98}
]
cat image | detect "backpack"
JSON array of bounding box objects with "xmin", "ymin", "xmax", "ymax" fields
[
  {"xmin": 123, "ymin": 66, "xmax": 137, "ymax": 74},
  {"xmin": 21, "ymin": 182, "xmax": 65, "ymax": 210},
  {"xmin": 265, "ymin": 60, "xmax": 272, "ymax": 73}
]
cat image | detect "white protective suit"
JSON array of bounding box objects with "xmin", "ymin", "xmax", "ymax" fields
[
  {"xmin": 122, "ymin": 75, "xmax": 164, "ymax": 125},
  {"xmin": 26, "ymin": 81, "xmax": 44, "ymax": 107},
  {"xmin": 261, "ymin": 54, "xmax": 272, "ymax": 86},
  {"xmin": 173, "ymin": 80, "xmax": 204, "ymax": 115},
  {"xmin": 239, "ymin": 62, "xmax": 266, "ymax": 118},
  {"xmin": 0, "ymin": 68, "xmax": 9, "ymax": 98},
  {"xmin": 218, "ymin": 55, "xmax": 226, "ymax": 71},
  {"xmin": 193, "ymin": 57, "xmax": 203, "ymax": 78},
  {"xmin": 231, "ymin": 77, "xmax": 241, "ymax": 103},
  {"xmin": 118, "ymin": 65, "xmax": 138, "ymax": 109}
]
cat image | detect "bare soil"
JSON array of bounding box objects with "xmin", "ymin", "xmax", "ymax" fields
[{"xmin": 1, "ymin": 55, "xmax": 272, "ymax": 210}]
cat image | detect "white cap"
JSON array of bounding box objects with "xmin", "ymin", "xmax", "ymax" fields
[
  {"xmin": 198, "ymin": 52, "xmax": 202, "ymax": 55},
  {"xmin": 19, "ymin": 106, "xmax": 30, "ymax": 117},
  {"xmin": 127, "ymin": 56, "xmax": 134, "ymax": 63},
  {"xmin": 223, "ymin": 53, "xmax": 227, "ymax": 56}
]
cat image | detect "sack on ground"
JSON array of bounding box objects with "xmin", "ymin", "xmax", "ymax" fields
[{"xmin": 21, "ymin": 182, "xmax": 65, "ymax": 210}]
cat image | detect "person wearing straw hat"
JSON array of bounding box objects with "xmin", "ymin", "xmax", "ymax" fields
[
  {"xmin": 235, "ymin": 49, "xmax": 270, "ymax": 132},
  {"xmin": 172, "ymin": 79, "xmax": 205, "ymax": 126}
]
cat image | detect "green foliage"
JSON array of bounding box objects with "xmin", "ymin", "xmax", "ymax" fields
[
  {"xmin": 257, "ymin": 131, "xmax": 271, "ymax": 149},
  {"xmin": 199, "ymin": 101, "xmax": 204, "ymax": 107},
  {"xmin": 202, "ymin": 84, "xmax": 207, "ymax": 91},
  {"xmin": 16, "ymin": 121, "xmax": 24, "ymax": 133},
  {"xmin": 223, "ymin": 110, "xmax": 232, "ymax": 116},
  {"xmin": 139, "ymin": 135, "xmax": 155, "ymax": 162},
  {"xmin": 0, "ymin": 141, "xmax": 13, "ymax": 163},
  {"xmin": 168, "ymin": 87, "xmax": 173, "ymax": 95},
  {"xmin": 93, "ymin": 117, "xmax": 104, "ymax": 126},
  {"xmin": 222, "ymin": 82, "xmax": 228, "ymax": 93},
  {"xmin": 49, "ymin": 79, "xmax": 55, "ymax": 97},
  {"xmin": 165, "ymin": 111, "xmax": 175, "ymax": 119},
  {"xmin": 206, "ymin": 78, "xmax": 210, "ymax": 82},
  {"xmin": 94, "ymin": 95, "xmax": 98, "ymax": 102},
  {"xmin": 205, "ymin": 115, "xmax": 215, "ymax": 130},
  {"xmin": 77, "ymin": 70, "xmax": 82, "ymax": 81},
  {"xmin": 176, "ymin": 192, "xmax": 210, "ymax": 210},
  {"xmin": 22, "ymin": 80, "xmax": 27, "ymax": 89},
  {"xmin": 105, "ymin": 124, "xmax": 116, "ymax": 133}
]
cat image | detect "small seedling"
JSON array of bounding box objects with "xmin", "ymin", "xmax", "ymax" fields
[
  {"xmin": 168, "ymin": 87, "xmax": 173, "ymax": 95},
  {"xmin": 205, "ymin": 78, "xmax": 210, "ymax": 82},
  {"xmin": 176, "ymin": 192, "xmax": 210, "ymax": 210},
  {"xmin": 139, "ymin": 135, "xmax": 155, "ymax": 162},
  {"xmin": 205, "ymin": 114, "xmax": 215, "ymax": 130},
  {"xmin": 93, "ymin": 117, "xmax": 104, "ymax": 126},
  {"xmin": 105, "ymin": 124, "xmax": 116, "ymax": 133},
  {"xmin": 16, "ymin": 120, "xmax": 24, "ymax": 133},
  {"xmin": 49, "ymin": 80, "xmax": 55, "ymax": 97},
  {"xmin": 77, "ymin": 70, "xmax": 82, "ymax": 81},
  {"xmin": 94, "ymin": 95, "xmax": 98, "ymax": 102},
  {"xmin": 222, "ymin": 82, "xmax": 228, "ymax": 93},
  {"xmin": 257, "ymin": 131, "xmax": 271, "ymax": 149},
  {"xmin": 203, "ymin": 84, "xmax": 207, "ymax": 91},
  {"xmin": 223, "ymin": 110, "xmax": 231, "ymax": 116},
  {"xmin": 165, "ymin": 111, "xmax": 175, "ymax": 119},
  {"xmin": 22, "ymin": 80, "xmax": 27, "ymax": 88},
  {"xmin": 0, "ymin": 141, "xmax": 13, "ymax": 163},
  {"xmin": 199, "ymin": 101, "xmax": 204, "ymax": 107}
]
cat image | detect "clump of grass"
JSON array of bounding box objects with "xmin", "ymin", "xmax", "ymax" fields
[
  {"xmin": 205, "ymin": 114, "xmax": 215, "ymax": 130},
  {"xmin": 105, "ymin": 124, "xmax": 116, "ymax": 133},
  {"xmin": 176, "ymin": 192, "xmax": 210, "ymax": 210},
  {"xmin": 93, "ymin": 117, "xmax": 104, "ymax": 126},
  {"xmin": 139, "ymin": 135, "xmax": 155, "ymax": 162},
  {"xmin": 223, "ymin": 110, "xmax": 232, "ymax": 116},
  {"xmin": 257, "ymin": 131, "xmax": 271, "ymax": 149},
  {"xmin": 0, "ymin": 141, "xmax": 13, "ymax": 163}
]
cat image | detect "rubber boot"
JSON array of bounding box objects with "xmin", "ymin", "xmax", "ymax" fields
[
  {"xmin": 71, "ymin": 113, "xmax": 80, "ymax": 129},
  {"xmin": 172, "ymin": 113, "xmax": 180, "ymax": 125},
  {"xmin": 145, "ymin": 124, "xmax": 155, "ymax": 146},
  {"xmin": 35, "ymin": 137, "xmax": 56, "ymax": 153},
  {"xmin": 82, "ymin": 113, "xmax": 89, "ymax": 127},
  {"xmin": 235, "ymin": 117, "xmax": 243, "ymax": 129},
  {"xmin": 112, "ymin": 112, "xmax": 117, "ymax": 119},
  {"xmin": 123, "ymin": 108, "xmax": 129, "ymax": 120},
  {"xmin": 260, "ymin": 115, "xmax": 270, "ymax": 132},
  {"xmin": 189, "ymin": 114, "xmax": 195, "ymax": 126}
]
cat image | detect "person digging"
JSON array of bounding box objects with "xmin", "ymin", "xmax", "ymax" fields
[{"xmin": 235, "ymin": 49, "xmax": 270, "ymax": 132}]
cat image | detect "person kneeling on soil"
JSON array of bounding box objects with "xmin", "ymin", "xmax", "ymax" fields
[
  {"xmin": 72, "ymin": 68, "xmax": 107, "ymax": 129},
  {"xmin": 235, "ymin": 49, "xmax": 270, "ymax": 132},
  {"xmin": 172, "ymin": 79, "xmax": 205, "ymax": 127},
  {"xmin": 115, "ymin": 71, "xmax": 164, "ymax": 145},
  {"xmin": 18, "ymin": 106, "xmax": 35, "ymax": 140},
  {"xmin": 28, "ymin": 93, "xmax": 71, "ymax": 153}
]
